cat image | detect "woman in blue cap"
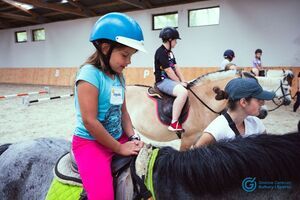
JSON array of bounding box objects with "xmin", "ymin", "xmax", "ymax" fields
[
  {"xmin": 194, "ymin": 78, "xmax": 275, "ymax": 147},
  {"xmin": 72, "ymin": 12, "xmax": 145, "ymax": 200}
]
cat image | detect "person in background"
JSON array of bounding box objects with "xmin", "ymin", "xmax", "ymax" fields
[
  {"xmin": 72, "ymin": 12, "xmax": 145, "ymax": 200},
  {"xmin": 220, "ymin": 49, "xmax": 235, "ymax": 70},
  {"xmin": 251, "ymin": 49, "xmax": 264, "ymax": 76},
  {"xmin": 293, "ymin": 72, "xmax": 300, "ymax": 112},
  {"xmin": 154, "ymin": 27, "xmax": 188, "ymax": 132}
]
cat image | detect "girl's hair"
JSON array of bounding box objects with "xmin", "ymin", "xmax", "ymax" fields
[
  {"xmin": 80, "ymin": 40, "xmax": 127, "ymax": 87},
  {"xmin": 213, "ymin": 87, "xmax": 252, "ymax": 110},
  {"xmin": 255, "ymin": 49, "xmax": 262, "ymax": 54},
  {"xmin": 255, "ymin": 49, "xmax": 262, "ymax": 61}
]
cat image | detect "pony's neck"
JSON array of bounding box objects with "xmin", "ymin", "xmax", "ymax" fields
[{"xmin": 186, "ymin": 70, "xmax": 238, "ymax": 120}]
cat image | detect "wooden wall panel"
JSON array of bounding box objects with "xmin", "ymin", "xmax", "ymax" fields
[
  {"xmin": 0, "ymin": 67, "xmax": 299, "ymax": 96},
  {"xmin": 0, "ymin": 68, "xmax": 79, "ymax": 86},
  {"xmin": 123, "ymin": 67, "xmax": 219, "ymax": 86}
]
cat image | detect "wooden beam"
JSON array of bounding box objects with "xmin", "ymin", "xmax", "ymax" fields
[
  {"xmin": 0, "ymin": 12, "xmax": 39, "ymax": 23},
  {"xmin": 144, "ymin": 0, "xmax": 153, "ymax": 8},
  {"xmin": 154, "ymin": 0, "xmax": 207, "ymax": 8},
  {"xmin": 42, "ymin": 11, "xmax": 65, "ymax": 17},
  {"xmin": 14, "ymin": 0, "xmax": 88, "ymax": 17},
  {"xmin": 2, "ymin": 0, "xmax": 49, "ymax": 23},
  {"xmin": 89, "ymin": 1, "xmax": 122, "ymax": 10},
  {"xmin": 0, "ymin": 5, "xmax": 13, "ymax": 11},
  {"xmin": 0, "ymin": 19, "xmax": 11, "ymax": 28},
  {"xmin": 118, "ymin": 0, "xmax": 146, "ymax": 9},
  {"xmin": 67, "ymin": 0, "xmax": 96, "ymax": 17}
]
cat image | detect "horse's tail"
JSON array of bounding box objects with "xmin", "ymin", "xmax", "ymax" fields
[{"xmin": 0, "ymin": 143, "xmax": 12, "ymax": 156}]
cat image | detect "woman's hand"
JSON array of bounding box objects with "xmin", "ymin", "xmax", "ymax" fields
[{"xmin": 116, "ymin": 140, "xmax": 144, "ymax": 156}]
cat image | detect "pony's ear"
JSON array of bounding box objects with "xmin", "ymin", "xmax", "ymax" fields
[
  {"xmin": 242, "ymin": 71, "xmax": 256, "ymax": 79},
  {"xmin": 285, "ymin": 69, "xmax": 294, "ymax": 86},
  {"xmin": 213, "ymin": 87, "xmax": 228, "ymax": 100},
  {"xmin": 237, "ymin": 68, "xmax": 243, "ymax": 74}
]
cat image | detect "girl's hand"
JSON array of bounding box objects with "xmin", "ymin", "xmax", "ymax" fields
[
  {"xmin": 181, "ymin": 82, "xmax": 188, "ymax": 88},
  {"xmin": 117, "ymin": 141, "xmax": 144, "ymax": 156}
]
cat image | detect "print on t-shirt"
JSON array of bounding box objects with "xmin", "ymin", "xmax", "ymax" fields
[{"xmin": 102, "ymin": 105, "xmax": 122, "ymax": 139}]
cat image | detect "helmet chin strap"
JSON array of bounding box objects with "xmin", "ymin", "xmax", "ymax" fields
[
  {"xmin": 93, "ymin": 41, "xmax": 116, "ymax": 75},
  {"xmin": 168, "ymin": 40, "xmax": 172, "ymax": 51}
]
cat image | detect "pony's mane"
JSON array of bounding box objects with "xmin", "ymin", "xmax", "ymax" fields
[
  {"xmin": 128, "ymin": 84, "xmax": 151, "ymax": 88},
  {"xmin": 256, "ymin": 76, "xmax": 283, "ymax": 90},
  {"xmin": 188, "ymin": 70, "xmax": 237, "ymax": 87},
  {"xmin": 154, "ymin": 132, "xmax": 300, "ymax": 198}
]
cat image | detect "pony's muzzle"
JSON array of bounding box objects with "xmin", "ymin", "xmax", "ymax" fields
[
  {"xmin": 257, "ymin": 106, "xmax": 268, "ymax": 119},
  {"xmin": 283, "ymin": 98, "xmax": 291, "ymax": 106}
]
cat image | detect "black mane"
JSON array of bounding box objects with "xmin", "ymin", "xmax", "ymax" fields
[{"xmin": 153, "ymin": 132, "xmax": 300, "ymax": 199}]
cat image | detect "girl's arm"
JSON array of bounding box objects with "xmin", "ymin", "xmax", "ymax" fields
[
  {"xmin": 77, "ymin": 81, "xmax": 141, "ymax": 155},
  {"xmin": 121, "ymin": 98, "xmax": 135, "ymax": 137},
  {"xmin": 253, "ymin": 59, "xmax": 261, "ymax": 70},
  {"xmin": 164, "ymin": 67, "xmax": 180, "ymax": 82},
  {"xmin": 174, "ymin": 65, "xmax": 186, "ymax": 82},
  {"xmin": 122, "ymin": 98, "xmax": 143, "ymax": 147},
  {"xmin": 256, "ymin": 61, "xmax": 262, "ymax": 70},
  {"xmin": 193, "ymin": 132, "xmax": 216, "ymax": 148}
]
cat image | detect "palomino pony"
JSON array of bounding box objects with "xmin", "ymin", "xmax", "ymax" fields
[
  {"xmin": 126, "ymin": 70, "xmax": 292, "ymax": 150},
  {"xmin": 0, "ymin": 127, "xmax": 299, "ymax": 199}
]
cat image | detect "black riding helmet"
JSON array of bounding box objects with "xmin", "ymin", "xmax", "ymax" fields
[{"xmin": 159, "ymin": 27, "xmax": 181, "ymax": 42}]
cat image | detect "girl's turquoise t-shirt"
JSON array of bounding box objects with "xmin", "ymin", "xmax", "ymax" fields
[{"xmin": 74, "ymin": 64, "xmax": 125, "ymax": 140}]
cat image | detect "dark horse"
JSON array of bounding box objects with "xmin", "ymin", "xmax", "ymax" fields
[
  {"xmin": 0, "ymin": 128, "xmax": 300, "ymax": 199},
  {"xmin": 153, "ymin": 131, "xmax": 300, "ymax": 199}
]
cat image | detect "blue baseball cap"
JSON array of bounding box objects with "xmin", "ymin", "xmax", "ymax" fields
[{"xmin": 225, "ymin": 78, "xmax": 275, "ymax": 100}]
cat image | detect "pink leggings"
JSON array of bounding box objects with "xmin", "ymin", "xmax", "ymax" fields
[{"xmin": 72, "ymin": 134, "xmax": 128, "ymax": 200}]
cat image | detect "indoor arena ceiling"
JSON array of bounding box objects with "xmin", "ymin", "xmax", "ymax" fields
[{"xmin": 0, "ymin": 0, "xmax": 206, "ymax": 30}]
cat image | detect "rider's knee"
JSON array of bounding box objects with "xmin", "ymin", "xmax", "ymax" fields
[
  {"xmin": 177, "ymin": 87, "xmax": 188, "ymax": 98},
  {"xmin": 181, "ymin": 88, "xmax": 188, "ymax": 98},
  {"xmin": 252, "ymin": 68, "xmax": 259, "ymax": 76}
]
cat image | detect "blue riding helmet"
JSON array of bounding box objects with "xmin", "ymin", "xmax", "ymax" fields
[
  {"xmin": 223, "ymin": 49, "xmax": 235, "ymax": 59},
  {"xmin": 90, "ymin": 12, "xmax": 146, "ymax": 52}
]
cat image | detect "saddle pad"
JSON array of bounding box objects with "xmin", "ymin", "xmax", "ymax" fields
[
  {"xmin": 147, "ymin": 87, "xmax": 163, "ymax": 98},
  {"xmin": 54, "ymin": 152, "xmax": 82, "ymax": 186},
  {"xmin": 153, "ymin": 96, "xmax": 189, "ymax": 125},
  {"xmin": 45, "ymin": 178, "xmax": 83, "ymax": 200}
]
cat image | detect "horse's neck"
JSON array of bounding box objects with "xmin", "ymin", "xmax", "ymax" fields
[
  {"xmin": 188, "ymin": 81, "xmax": 228, "ymax": 118},
  {"xmin": 266, "ymin": 70, "xmax": 284, "ymax": 77},
  {"xmin": 256, "ymin": 77, "xmax": 281, "ymax": 91}
]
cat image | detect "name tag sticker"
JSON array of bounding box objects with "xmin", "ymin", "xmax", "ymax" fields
[{"xmin": 110, "ymin": 86, "xmax": 123, "ymax": 105}]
